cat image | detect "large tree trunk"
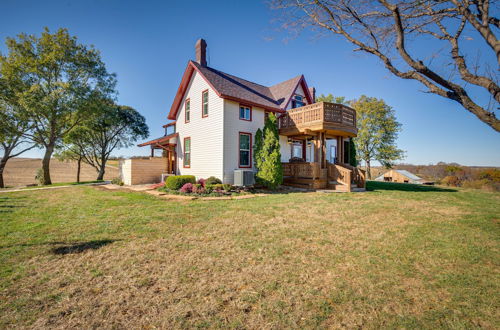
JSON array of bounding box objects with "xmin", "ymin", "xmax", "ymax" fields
[
  {"xmin": 76, "ymin": 157, "xmax": 81, "ymax": 183},
  {"xmin": 96, "ymin": 157, "xmax": 106, "ymax": 181},
  {"xmin": 366, "ymin": 159, "xmax": 372, "ymax": 179},
  {"xmin": 42, "ymin": 144, "xmax": 54, "ymax": 185},
  {"xmin": 0, "ymin": 158, "xmax": 7, "ymax": 188}
]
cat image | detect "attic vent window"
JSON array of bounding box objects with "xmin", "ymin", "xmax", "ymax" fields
[{"xmin": 292, "ymin": 95, "xmax": 305, "ymax": 108}]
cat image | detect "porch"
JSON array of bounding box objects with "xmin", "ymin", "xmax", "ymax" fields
[
  {"xmin": 278, "ymin": 102, "xmax": 365, "ymax": 191},
  {"xmin": 282, "ymin": 162, "xmax": 366, "ymax": 191}
]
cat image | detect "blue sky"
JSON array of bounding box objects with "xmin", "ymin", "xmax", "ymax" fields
[{"xmin": 1, "ymin": 0, "xmax": 499, "ymax": 166}]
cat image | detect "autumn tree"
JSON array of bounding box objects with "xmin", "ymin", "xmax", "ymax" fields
[
  {"xmin": 351, "ymin": 95, "xmax": 404, "ymax": 177},
  {"xmin": 0, "ymin": 28, "xmax": 116, "ymax": 184},
  {"xmin": 273, "ymin": 0, "xmax": 500, "ymax": 132}
]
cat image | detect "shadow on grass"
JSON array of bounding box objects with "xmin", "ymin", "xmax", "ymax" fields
[
  {"xmin": 50, "ymin": 239, "xmax": 117, "ymax": 255},
  {"xmin": 366, "ymin": 181, "xmax": 457, "ymax": 192},
  {"xmin": 0, "ymin": 196, "xmax": 26, "ymax": 213}
]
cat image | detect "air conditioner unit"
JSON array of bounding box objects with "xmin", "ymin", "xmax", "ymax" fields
[{"xmin": 234, "ymin": 170, "xmax": 255, "ymax": 186}]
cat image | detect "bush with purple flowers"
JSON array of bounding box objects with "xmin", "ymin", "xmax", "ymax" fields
[{"xmin": 179, "ymin": 182, "xmax": 193, "ymax": 193}]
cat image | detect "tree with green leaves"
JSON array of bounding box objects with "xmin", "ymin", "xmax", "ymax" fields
[
  {"xmin": 54, "ymin": 146, "xmax": 84, "ymax": 183},
  {"xmin": 0, "ymin": 27, "xmax": 116, "ymax": 184},
  {"xmin": 316, "ymin": 93, "xmax": 348, "ymax": 105},
  {"xmin": 255, "ymin": 113, "xmax": 283, "ymax": 189},
  {"xmin": 64, "ymin": 100, "xmax": 149, "ymax": 180},
  {"xmin": 253, "ymin": 128, "xmax": 264, "ymax": 172},
  {"xmin": 0, "ymin": 100, "xmax": 36, "ymax": 188},
  {"xmin": 351, "ymin": 95, "xmax": 404, "ymax": 178},
  {"xmin": 348, "ymin": 138, "xmax": 358, "ymax": 167}
]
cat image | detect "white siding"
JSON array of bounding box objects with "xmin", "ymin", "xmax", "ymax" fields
[
  {"xmin": 175, "ymin": 71, "xmax": 224, "ymax": 180},
  {"xmin": 223, "ymin": 100, "xmax": 266, "ymax": 184},
  {"xmin": 279, "ymin": 135, "xmax": 291, "ymax": 162}
]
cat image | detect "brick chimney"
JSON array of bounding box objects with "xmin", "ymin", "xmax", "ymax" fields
[
  {"xmin": 309, "ymin": 87, "xmax": 316, "ymax": 103},
  {"xmin": 195, "ymin": 39, "xmax": 207, "ymax": 67}
]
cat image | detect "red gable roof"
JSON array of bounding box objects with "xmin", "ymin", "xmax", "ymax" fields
[{"xmin": 167, "ymin": 61, "xmax": 313, "ymax": 120}]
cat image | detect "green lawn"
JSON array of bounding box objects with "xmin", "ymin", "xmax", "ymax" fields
[{"xmin": 0, "ymin": 182, "xmax": 498, "ymax": 328}]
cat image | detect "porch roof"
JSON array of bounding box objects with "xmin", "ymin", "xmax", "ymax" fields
[{"xmin": 137, "ymin": 132, "xmax": 178, "ymax": 147}]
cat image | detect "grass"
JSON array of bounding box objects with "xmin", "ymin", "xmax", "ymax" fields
[{"xmin": 0, "ymin": 182, "xmax": 498, "ymax": 328}]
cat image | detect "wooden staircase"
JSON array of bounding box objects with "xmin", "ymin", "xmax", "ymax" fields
[{"xmin": 282, "ymin": 162, "xmax": 366, "ymax": 192}]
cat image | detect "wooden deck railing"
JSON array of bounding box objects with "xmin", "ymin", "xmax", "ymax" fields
[
  {"xmin": 282, "ymin": 162, "xmax": 320, "ymax": 179},
  {"xmin": 328, "ymin": 163, "xmax": 352, "ymax": 191},
  {"xmin": 282, "ymin": 162, "xmax": 365, "ymax": 190},
  {"xmin": 341, "ymin": 163, "xmax": 366, "ymax": 188},
  {"xmin": 278, "ymin": 102, "xmax": 356, "ymax": 130}
]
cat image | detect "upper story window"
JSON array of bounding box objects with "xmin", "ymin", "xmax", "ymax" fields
[
  {"xmin": 239, "ymin": 105, "xmax": 251, "ymax": 121},
  {"xmin": 185, "ymin": 99, "xmax": 190, "ymax": 123},
  {"xmin": 202, "ymin": 90, "xmax": 209, "ymax": 117},
  {"xmin": 164, "ymin": 122, "xmax": 176, "ymax": 135},
  {"xmin": 291, "ymin": 95, "xmax": 306, "ymax": 108}
]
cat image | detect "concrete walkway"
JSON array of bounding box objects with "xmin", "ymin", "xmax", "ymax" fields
[{"xmin": 0, "ymin": 181, "xmax": 110, "ymax": 193}]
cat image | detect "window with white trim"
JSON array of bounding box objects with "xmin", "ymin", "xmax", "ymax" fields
[
  {"xmin": 239, "ymin": 105, "xmax": 251, "ymax": 121},
  {"xmin": 183, "ymin": 137, "xmax": 191, "ymax": 167},
  {"xmin": 202, "ymin": 90, "xmax": 209, "ymax": 117},
  {"xmin": 185, "ymin": 99, "xmax": 190, "ymax": 123}
]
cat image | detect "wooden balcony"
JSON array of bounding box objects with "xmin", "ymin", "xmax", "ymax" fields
[{"xmin": 278, "ymin": 102, "xmax": 357, "ymax": 137}]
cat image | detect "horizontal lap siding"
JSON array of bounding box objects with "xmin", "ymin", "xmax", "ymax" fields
[
  {"xmin": 223, "ymin": 100, "xmax": 265, "ymax": 184},
  {"xmin": 279, "ymin": 135, "xmax": 291, "ymax": 162},
  {"xmin": 175, "ymin": 71, "xmax": 224, "ymax": 180},
  {"xmin": 121, "ymin": 158, "xmax": 167, "ymax": 185}
]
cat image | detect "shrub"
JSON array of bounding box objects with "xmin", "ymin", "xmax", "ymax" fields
[
  {"xmin": 213, "ymin": 184, "xmax": 224, "ymax": 192},
  {"xmin": 192, "ymin": 183, "xmax": 205, "ymax": 194},
  {"xmin": 441, "ymin": 175, "xmax": 461, "ymax": 187},
  {"xmin": 205, "ymin": 176, "xmax": 222, "ymax": 185},
  {"xmin": 179, "ymin": 182, "xmax": 193, "ymax": 193},
  {"xmin": 197, "ymin": 178, "xmax": 206, "ymax": 187},
  {"xmin": 35, "ymin": 168, "xmax": 45, "ymax": 186},
  {"xmin": 165, "ymin": 175, "xmax": 196, "ymax": 190},
  {"xmin": 204, "ymin": 184, "xmax": 214, "ymax": 194},
  {"xmin": 254, "ymin": 113, "xmax": 283, "ymax": 189},
  {"xmin": 111, "ymin": 177, "xmax": 124, "ymax": 186},
  {"xmin": 222, "ymin": 184, "xmax": 232, "ymax": 192}
]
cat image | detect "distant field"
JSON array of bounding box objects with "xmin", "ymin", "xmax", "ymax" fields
[{"xmin": 3, "ymin": 158, "xmax": 119, "ymax": 187}]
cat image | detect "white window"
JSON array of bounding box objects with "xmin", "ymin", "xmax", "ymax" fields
[
  {"xmin": 185, "ymin": 99, "xmax": 190, "ymax": 123},
  {"xmin": 202, "ymin": 90, "xmax": 208, "ymax": 117},
  {"xmin": 239, "ymin": 105, "xmax": 251, "ymax": 121}
]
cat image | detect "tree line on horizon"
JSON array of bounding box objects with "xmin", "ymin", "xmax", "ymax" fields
[{"xmin": 0, "ymin": 28, "xmax": 149, "ymax": 188}]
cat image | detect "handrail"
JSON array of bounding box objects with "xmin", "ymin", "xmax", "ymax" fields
[
  {"xmin": 278, "ymin": 102, "xmax": 356, "ymax": 130},
  {"xmin": 339, "ymin": 163, "xmax": 366, "ymax": 188},
  {"xmin": 328, "ymin": 163, "xmax": 352, "ymax": 191},
  {"xmin": 282, "ymin": 162, "xmax": 320, "ymax": 179}
]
